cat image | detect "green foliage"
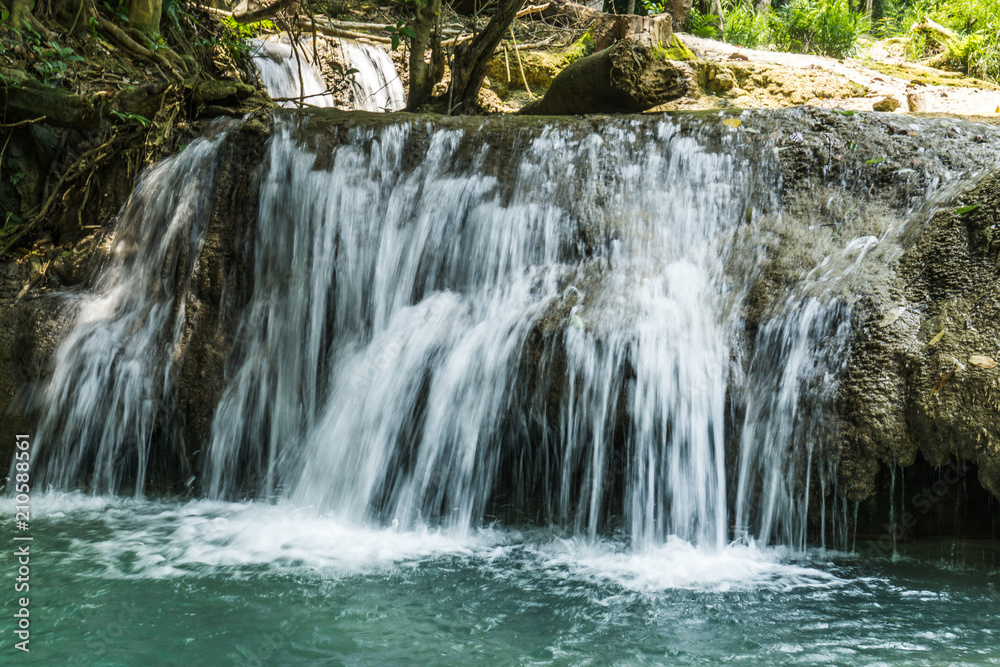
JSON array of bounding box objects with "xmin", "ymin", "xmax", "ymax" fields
[
  {"xmin": 722, "ymin": 1, "xmax": 775, "ymax": 48},
  {"xmin": 103, "ymin": 0, "xmax": 130, "ymax": 23},
  {"xmin": 642, "ymin": 0, "xmax": 667, "ymax": 14},
  {"xmin": 936, "ymin": 2, "xmax": 1000, "ymax": 81},
  {"xmin": 383, "ymin": 21, "xmax": 416, "ymax": 51},
  {"xmin": 163, "ymin": 0, "xmax": 183, "ymax": 32},
  {"xmin": 217, "ymin": 16, "xmax": 274, "ymax": 57},
  {"xmin": 109, "ymin": 109, "xmax": 152, "ymax": 127},
  {"xmin": 715, "ymin": 0, "xmax": 870, "ymax": 58},
  {"xmin": 779, "ymin": 0, "xmax": 871, "ymax": 57},
  {"xmin": 688, "ymin": 6, "xmax": 722, "ymax": 39},
  {"xmin": 330, "ymin": 61, "xmax": 360, "ymax": 82},
  {"xmin": 220, "ymin": 15, "xmax": 275, "ymax": 38},
  {"xmin": 13, "ymin": 22, "xmax": 85, "ymax": 86},
  {"xmin": 876, "ymin": 0, "xmax": 1000, "ymax": 81}
]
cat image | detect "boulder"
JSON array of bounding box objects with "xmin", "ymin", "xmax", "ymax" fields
[{"xmin": 872, "ymin": 95, "xmax": 900, "ymax": 112}]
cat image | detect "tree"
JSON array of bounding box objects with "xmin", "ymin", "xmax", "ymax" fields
[
  {"xmin": 129, "ymin": 0, "xmax": 162, "ymax": 33},
  {"xmin": 447, "ymin": 0, "xmax": 526, "ymax": 112},
  {"xmin": 403, "ymin": 0, "xmax": 527, "ymax": 112},
  {"xmin": 405, "ymin": 0, "xmax": 446, "ymax": 110}
]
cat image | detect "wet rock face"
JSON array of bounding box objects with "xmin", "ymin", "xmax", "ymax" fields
[
  {"xmin": 839, "ymin": 171, "xmax": 1000, "ymax": 499},
  {"xmin": 171, "ymin": 121, "xmax": 269, "ymax": 479},
  {"xmin": 0, "ymin": 291, "xmax": 75, "ymax": 470}
]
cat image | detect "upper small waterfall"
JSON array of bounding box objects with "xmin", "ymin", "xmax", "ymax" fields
[
  {"xmin": 339, "ymin": 40, "xmax": 406, "ymax": 112},
  {"xmin": 251, "ymin": 36, "xmax": 404, "ymax": 112},
  {"xmin": 251, "ymin": 38, "xmax": 336, "ymax": 108}
]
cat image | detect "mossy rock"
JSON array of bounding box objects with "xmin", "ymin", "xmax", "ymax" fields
[
  {"xmin": 484, "ymin": 33, "xmax": 594, "ymax": 96},
  {"xmin": 655, "ymin": 35, "xmax": 695, "ymax": 61}
]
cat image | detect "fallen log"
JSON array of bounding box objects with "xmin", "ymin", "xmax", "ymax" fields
[
  {"xmin": 910, "ymin": 16, "xmax": 965, "ymax": 71},
  {"xmin": 0, "ymin": 82, "xmax": 102, "ymax": 129},
  {"xmin": 519, "ymin": 37, "xmax": 688, "ymax": 115}
]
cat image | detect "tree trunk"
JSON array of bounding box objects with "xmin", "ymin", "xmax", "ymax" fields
[
  {"xmin": 233, "ymin": 0, "xmax": 300, "ymax": 25},
  {"xmin": 9, "ymin": 0, "xmax": 34, "ymax": 27},
  {"xmin": 129, "ymin": 0, "xmax": 162, "ymax": 34},
  {"xmin": 519, "ymin": 38, "xmax": 688, "ymax": 115},
  {"xmin": 666, "ymin": 0, "xmax": 692, "ymax": 31},
  {"xmin": 539, "ymin": 0, "xmax": 685, "ymax": 39},
  {"xmin": 406, "ymin": 0, "xmax": 445, "ymax": 111},
  {"xmin": 448, "ymin": 0, "xmax": 526, "ymax": 113},
  {"xmin": 710, "ymin": 0, "xmax": 723, "ymax": 32}
]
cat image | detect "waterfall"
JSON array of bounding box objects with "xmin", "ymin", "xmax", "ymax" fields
[
  {"xmin": 28, "ymin": 126, "xmax": 232, "ymax": 495},
  {"xmin": 339, "ymin": 41, "xmax": 406, "ymax": 112},
  {"xmin": 28, "ymin": 111, "xmax": 932, "ymax": 552},
  {"xmin": 201, "ymin": 117, "xmax": 758, "ymax": 549},
  {"xmin": 251, "ymin": 38, "xmax": 336, "ymax": 108},
  {"xmin": 251, "ymin": 37, "xmax": 404, "ymax": 112}
]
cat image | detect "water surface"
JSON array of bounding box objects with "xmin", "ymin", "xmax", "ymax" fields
[{"xmin": 7, "ymin": 494, "xmax": 997, "ymax": 665}]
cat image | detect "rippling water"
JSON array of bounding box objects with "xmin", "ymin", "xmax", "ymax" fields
[{"xmin": 6, "ymin": 493, "xmax": 997, "ymax": 665}]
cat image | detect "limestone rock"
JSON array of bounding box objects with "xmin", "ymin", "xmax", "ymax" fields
[
  {"xmin": 519, "ymin": 38, "xmax": 688, "ymax": 115},
  {"xmin": 872, "ymin": 95, "xmax": 900, "ymax": 112},
  {"xmin": 907, "ymin": 91, "xmax": 928, "ymax": 112}
]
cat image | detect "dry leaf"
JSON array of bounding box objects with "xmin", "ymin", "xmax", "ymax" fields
[
  {"xmin": 878, "ymin": 306, "xmax": 905, "ymax": 328},
  {"xmin": 969, "ymin": 355, "xmax": 997, "ymax": 369},
  {"xmin": 930, "ymin": 368, "xmax": 955, "ymax": 397},
  {"xmin": 723, "ymin": 118, "xmax": 743, "ymax": 128},
  {"xmin": 928, "ymin": 329, "xmax": 945, "ymax": 346}
]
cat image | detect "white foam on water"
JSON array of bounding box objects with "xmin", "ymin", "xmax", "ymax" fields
[
  {"xmin": 35, "ymin": 492, "xmax": 846, "ymax": 595},
  {"xmin": 36, "ymin": 493, "xmax": 500, "ymax": 580},
  {"xmin": 525, "ymin": 535, "xmax": 846, "ymax": 593}
]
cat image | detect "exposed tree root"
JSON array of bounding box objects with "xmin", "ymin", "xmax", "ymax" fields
[{"xmin": 0, "ymin": 133, "xmax": 127, "ymax": 258}]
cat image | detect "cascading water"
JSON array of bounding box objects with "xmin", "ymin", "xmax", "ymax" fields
[
  {"xmin": 195, "ymin": 118, "xmax": 757, "ymax": 550},
  {"xmin": 27, "ymin": 109, "xmax": 793, "ymax": 552},
  {"xmin": 338, "ymin": 40, "xmax": 406, "ymax": 112},
  {"xmin": 14, "ymin": 65, "xmax": 1000, "ymax": 659},
  {"xmin": 25, "ymin": 105, "xmax": 986, "ymax": 557},
  {"xmin": 250, "ymin": 36, "xmax": 404, "ymax": 112},
  {"xmin": 28, "ymin": 125, "xmax": 232, "ymax": 495},
  {"xmin": 250, "ymin": 38, "xmax": 336, "ymax": 107}
]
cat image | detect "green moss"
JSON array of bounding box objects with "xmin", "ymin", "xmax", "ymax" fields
[
  {"xmin": 655, "ymin": 35, "xmax": 696, "ymax": 61},
  {"xmin": 864, "ymin": 61, "xmax": 1000, "ymax": 89},
  {"xmin": 484, "ymin": 31, "xmax": 597, "ymax": 94}
]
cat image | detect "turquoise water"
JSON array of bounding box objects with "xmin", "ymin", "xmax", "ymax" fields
[{"xmin": 3, "ymin": 494, "xmax": 998, "ymax": 665}]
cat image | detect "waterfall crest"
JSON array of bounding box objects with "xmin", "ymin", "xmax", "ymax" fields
[{"xmin": 251, "ymin": 38, "xmax": 336, "ymax": 108}]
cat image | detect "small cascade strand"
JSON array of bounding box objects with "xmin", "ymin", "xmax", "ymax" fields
[{"xmin": 27, "ymin": 127, "xmax": 231, "ymax": 495}]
